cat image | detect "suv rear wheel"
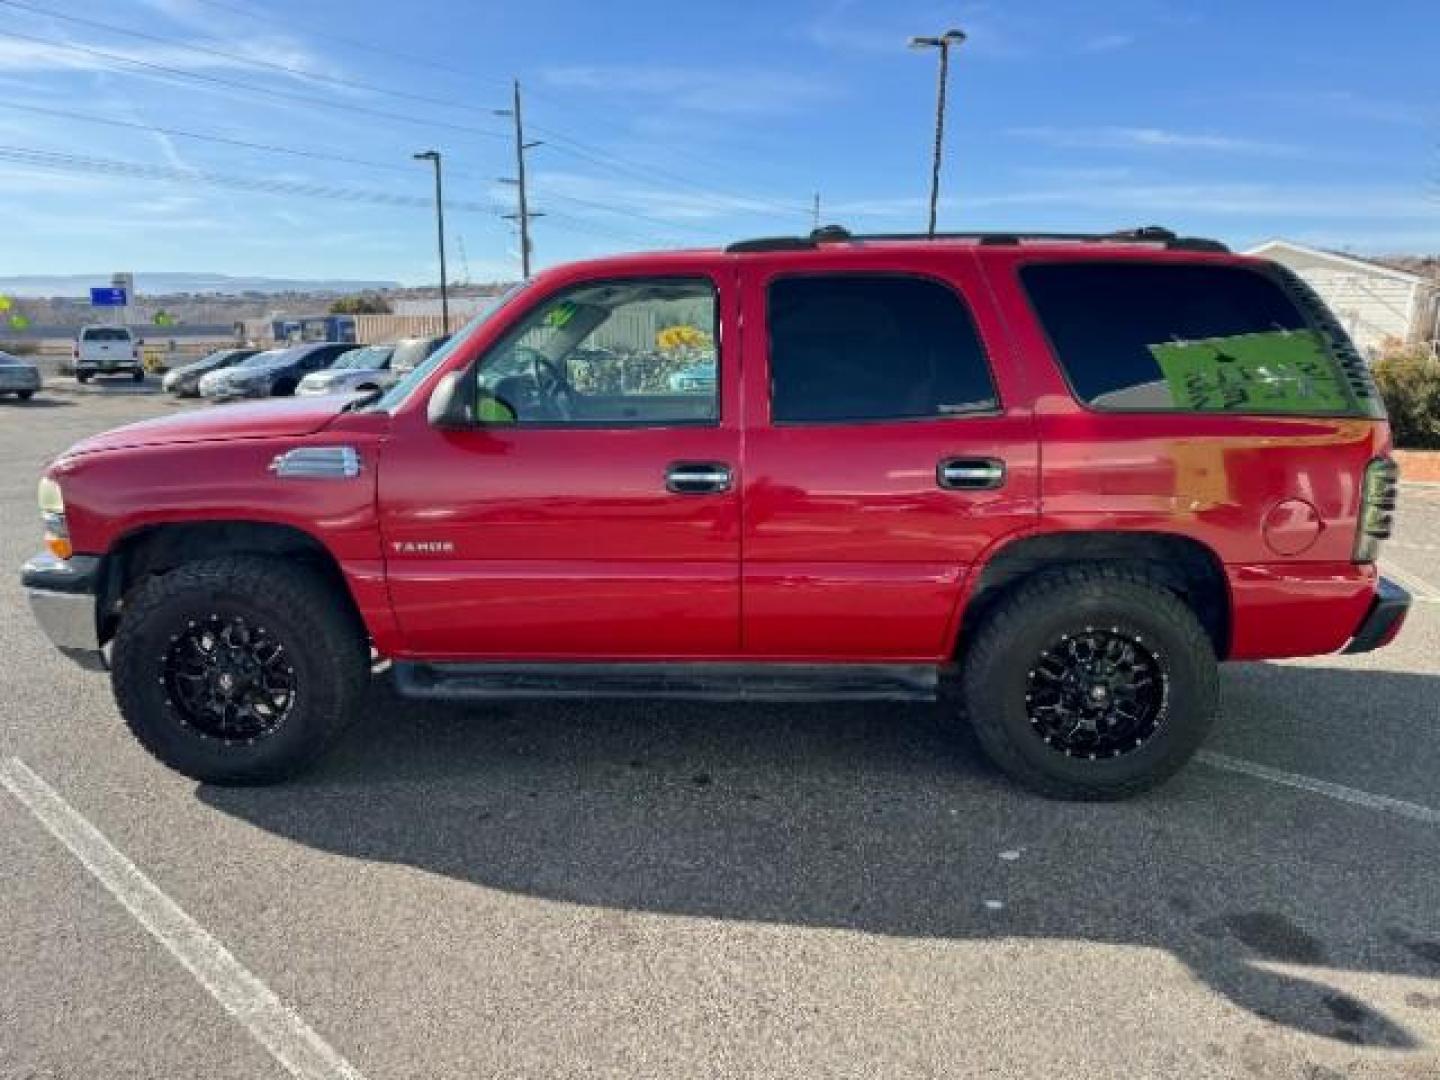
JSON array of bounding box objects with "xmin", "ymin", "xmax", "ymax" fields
[
  {"xmin": 961, "ymin": 564, "xmax": 1218, "ymax": 800},
  {"xmin": 111, "ymin": 556, "xmax": 369, "ymax": 784}
]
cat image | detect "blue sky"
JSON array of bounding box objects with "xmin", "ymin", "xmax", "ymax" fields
[{"xmin": 0, "ymin": 0, "xmax": 1436, "ymax": 284}]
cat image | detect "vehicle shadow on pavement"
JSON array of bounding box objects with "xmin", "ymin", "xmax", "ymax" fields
[
  {"xmin": 0, "ymin": 398, "xmax": 73, "ymax": 409},
  {"xmin": 200, "ymin": 663, "xmax": 1440, "ymax": 1050}
]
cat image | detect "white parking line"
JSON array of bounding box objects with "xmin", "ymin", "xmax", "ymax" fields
[
  {"xmin": 1197, "ymin": 751, "xmax": 1440, "ymax": 826},
  {"xmin": 1383, "ymin": 562, "xmax": 1440, "ymax": 601},
  {"xmin": 0, "ymin": 757, "xmax": 365, "ymax": 1080}
]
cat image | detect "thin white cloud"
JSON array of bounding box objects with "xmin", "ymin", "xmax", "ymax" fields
[
  {"xmin": 1008, "ymin": 125, "xmax": 1297, "ymax": 155},
  {"xmin": 541, "ymin": 65, "xmax": 837, "ymax": 116}
]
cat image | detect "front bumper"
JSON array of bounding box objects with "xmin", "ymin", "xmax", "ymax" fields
[
  {"xmin": 1342, "ymin": 576, "xmax": 1411, "ymax": 654},
  {"xmin": 21, "ymin": 553, "xmax": 106, "ymax": 670},
  {"xmin": 203, "ymin": 382, "xmax": 267, "ymax": 400}
]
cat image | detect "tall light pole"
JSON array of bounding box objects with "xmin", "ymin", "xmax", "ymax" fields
[
  {"xmin": 413, "ymin": 150, "xmax": 448, "ymax": 328},
  {"xmin": 909, "ymin": 28, "xmax": 966, "ymax": 236}
]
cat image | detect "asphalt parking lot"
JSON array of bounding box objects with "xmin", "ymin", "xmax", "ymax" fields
[{"xmin": 2, "ymin": 385, "xmax": 1438, "ymax": 1079}]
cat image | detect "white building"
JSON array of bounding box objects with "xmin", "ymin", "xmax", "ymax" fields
[{"xmin": 1246, "ymin": 239, "xmax": 1440, "ymax": 358}]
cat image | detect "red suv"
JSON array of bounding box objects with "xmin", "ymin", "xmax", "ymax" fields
[{"xmin": 22, "ymin": 226, "xmax": 1409, "ymax": 798}]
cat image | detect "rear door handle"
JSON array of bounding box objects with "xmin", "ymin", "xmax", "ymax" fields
[
  {"xmin": 666, "ymin": 461, "xmax": 733, "ymax": 494},
  {"xmin": 937, "ymin": 457, "xmax": 1006, "ymax": 491}
]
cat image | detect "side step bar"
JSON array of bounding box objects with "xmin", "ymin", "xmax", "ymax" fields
[{"xmin": 391, "ymin": 661, "xmax": 941, "ymax": 703}]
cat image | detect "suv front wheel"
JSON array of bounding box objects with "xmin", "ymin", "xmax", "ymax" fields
[
  {"xmin": 111, "ymin": 556, "xmax": 369, "ymax": 784},
  {"xmin": 961, "ymin": 565, "xmax": 1218, "ymax": 800}
]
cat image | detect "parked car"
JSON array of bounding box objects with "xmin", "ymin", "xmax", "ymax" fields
[
  {"xmin": 162, "ymin": 348, "xmax": 259, "ymax": 397},
  {"xmin": 294, "ymin": 344, "xmax": 395, "ymax": 397},
  {"xmin": 385, "ymin": 334, "xmax": 449, "ymax": 385},
  {"xmin": 0, "ymin": 350, "xmax": 41, "ymax": 399},
  {"xmin": 22, "ymin": 225, "xmax": 1410, "ymax": 797},
  {"xmin": 74, "ymin": 325, "xmax": 143, "ymax": 383},
  {"xmin": 198, "ymin": 342, "xmax": 356, "ymax": 400}
]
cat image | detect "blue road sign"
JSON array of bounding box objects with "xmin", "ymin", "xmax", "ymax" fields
[{"xmin": 90, "ymin": 286, "xmax": 128, "ymax": 306}]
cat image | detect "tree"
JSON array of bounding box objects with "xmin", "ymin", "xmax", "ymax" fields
[{"xmin": 329, "ymin": 293, "xmax": 392, "ymax": 315}]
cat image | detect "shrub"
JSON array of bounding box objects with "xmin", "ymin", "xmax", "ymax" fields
[{"xmin": 1373, "ymin": 348, "xmax": 1440, "ymax": 449}]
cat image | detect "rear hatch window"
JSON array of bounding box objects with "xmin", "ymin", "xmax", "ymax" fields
[{"xmin": 1021, "ymin": 261, "xmax": 1384, "ymax": 417}]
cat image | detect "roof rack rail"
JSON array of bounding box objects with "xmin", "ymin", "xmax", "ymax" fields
[{"xmin": 724, "ymin": 225, "xmax": 1229, "ymax": 254}]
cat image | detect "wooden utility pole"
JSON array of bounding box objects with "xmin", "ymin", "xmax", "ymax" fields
[{"xmin": 499, "ymin": 79, "xmax": 544, "ymax": 278}]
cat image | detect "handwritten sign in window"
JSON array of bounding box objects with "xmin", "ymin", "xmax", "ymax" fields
[{"xmin": 1149, "ymin": 330, "xmax": 1354, "ymax": 414}]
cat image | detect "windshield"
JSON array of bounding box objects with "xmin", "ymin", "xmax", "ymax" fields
[
  {"xmin": 390, "ymin": 336, "xmax": 445, "ymax": 372},
  {"xmin": 329, "ymin": 345, "xmax": 393, "ymax": 371},
  {"xmin": 373, "ymin": 284, "xmax": 528, "ymax": 412},
  {"xmin": 235, "ymin": 348, "xmax": 289, "ymax": 369}
]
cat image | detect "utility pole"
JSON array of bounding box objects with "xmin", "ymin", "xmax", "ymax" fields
[
  {"xmin": 496, "ymin": 79, "xmax": 544, "ymax": 278},
  {"xmin": 413, "ymin": 150, "xmax": 448, "ymax": 327},
  {"xmin": 812, "ymin": 192, "xmax": 821, "ymax": 231},
  {"xmin": 909, "ymin": 28, "xmax": 966, "ymax": 236}
]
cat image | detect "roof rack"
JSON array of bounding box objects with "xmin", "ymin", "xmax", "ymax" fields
[{"xmin": 725, "ymin": 225, "xmax": 1229, "ymax": 254}]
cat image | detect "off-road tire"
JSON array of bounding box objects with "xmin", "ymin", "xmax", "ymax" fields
[
  {"xmin": 961, "ymin": 564, "xmax": 1218, "ymax": 800},
  {"xmin": 112, "ymin": 556, "xmax": 369, "ymax": 784}
]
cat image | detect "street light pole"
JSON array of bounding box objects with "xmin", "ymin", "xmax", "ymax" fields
[
  {"xmin": 909, "ymin": 29, "xmax": 966, "ymax": 236},
  {"xmin": 413, "ymin": 150, "xmax": 449, "ymax": 328}
]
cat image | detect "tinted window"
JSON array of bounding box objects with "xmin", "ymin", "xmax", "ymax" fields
[
  {"xmin": 475, "ymin": 277, "xmax": 718, "ymax": 426},
  {"xmin": 768, "ymin": 275, "xmax": 997, "ymax": 424},
  {"xmin": 82, "ymin": 327, "xmax": 131, "ymax": 341},
  {"xmin": 1022, "ymin": 262, "xmax": 1366, "ymax": 415}
]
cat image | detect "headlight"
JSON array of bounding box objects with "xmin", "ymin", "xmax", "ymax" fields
[{"xmin": 37, "ymin": 476, "xmax": 71, "ymax": 559}]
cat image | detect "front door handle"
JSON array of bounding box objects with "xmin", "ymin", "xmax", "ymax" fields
[
  {"xmin": 937, "ymin": 457, "xmax": 1006, "ymax": 491},
  {"xmin": 666, "ymin": 461, "xmax": 733, "ymax": 495}
]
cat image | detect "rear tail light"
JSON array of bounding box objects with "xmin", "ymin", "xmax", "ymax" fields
[{"xmin": 1354, "ymin": 457, "xmax": 1398, "ymax": 563}]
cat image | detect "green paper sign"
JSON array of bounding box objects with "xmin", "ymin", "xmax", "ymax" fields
[{"xmin": 1149, "ymin": 330, "xmax": 1353, "ymax": 414}]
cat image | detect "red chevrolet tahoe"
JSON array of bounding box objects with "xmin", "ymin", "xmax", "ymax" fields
[{"xmin": 22, "ymin": 226, "xmax": 1410, "ymax": 798}]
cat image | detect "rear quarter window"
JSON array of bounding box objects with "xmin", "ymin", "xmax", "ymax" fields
[{"xmin": 1021, "ymin": 261, "xmax": 1382, "ymax": 417}]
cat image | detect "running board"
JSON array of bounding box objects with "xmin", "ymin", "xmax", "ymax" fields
[{"xmin": 391, "ymin": 661, "xmax": 941, "ymax": 703}]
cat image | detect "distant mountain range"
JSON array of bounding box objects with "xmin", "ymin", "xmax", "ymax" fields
[{"xmin": 0, "ymin": 273, "xmax": 402, "ymax": 298}]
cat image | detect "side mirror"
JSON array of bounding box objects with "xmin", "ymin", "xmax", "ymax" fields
[{"xmin": 427, "ymin": 370, "xmax": 474, "ymax": 428}]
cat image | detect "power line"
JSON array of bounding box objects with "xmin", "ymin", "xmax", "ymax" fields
[
  {"xmin": 177, "ymin": 0, "xmax": 507, "ymax": 90},
  {"xmin": 0, "ymin": 144, "xmax": 503, "ymax": 212},
  {"xmin": 1, "ymin": 97, "xmax": 724, "ymax": 242},
  {"xmin": 0, "ymin": 100, "xmax": 419, "ymax": 175},
  {"xmin": 0, "ymin": 28, "xmax": 508, "ymax": 138},
  {"xmin": 0, "ymin": 143, "xmax": 681, "ymax": 253},
  {"xmin": 531, "ymin": 125, "xmax": 811, "ymax": 218},
  {"xmin": 0, "ymin": 0, "xmax": 505, "ymax": 118},
  {"xmin": 31, "ymin": 0, "xmax": 813, "ymax": 222}
]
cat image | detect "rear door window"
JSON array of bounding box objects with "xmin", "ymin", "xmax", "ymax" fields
[
  {"xmin": 1021, "ymin": 262, "xmax": 1380, "ymax": 416},
  {"xmin": 767, "ymin": 274, "xmax": 998, "ymax": 423}
]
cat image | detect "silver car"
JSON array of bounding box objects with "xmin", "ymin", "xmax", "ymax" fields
[
  {"xmin": 0, "ymin": 350, "xmax": 41, "ymax": 400},
  {"xmin": 294, "ymin": 344, "xmax": 395, "ymax": 396}
]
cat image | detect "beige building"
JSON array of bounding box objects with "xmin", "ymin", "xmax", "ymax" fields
[{"xmin": 1246, "ymin": 239, "xmax": 1440, "ymax": 358}]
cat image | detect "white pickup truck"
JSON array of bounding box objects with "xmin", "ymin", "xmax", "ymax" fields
[{"xmin": 74, "ymin": 325, "xmax": 144, "ymax": 383}]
